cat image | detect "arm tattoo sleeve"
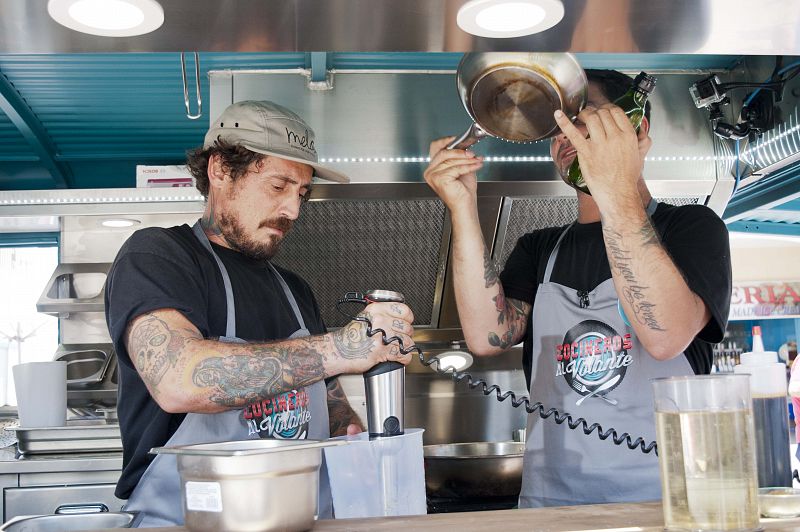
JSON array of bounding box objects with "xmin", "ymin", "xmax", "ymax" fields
[
  {"xmin": 331, "ymin": 314, "xmax": 373, "ymax": 359},
  {"xmin": 488, "ymin": 296, "xmax": 531, "ymax": 349},
  {"xmin": 128, "ymin": 313, "xmax": 201, "ymax": 395},
  {"xmin": 326, "ymin": 378, "xmax": 363, "ymax": 437},
  {"xmin": 192, "ymin": 343, "xmax": 326, "ymax": 407}
]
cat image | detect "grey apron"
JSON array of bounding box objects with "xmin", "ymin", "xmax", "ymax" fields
[
  {"xmin": 519, "ymin": 200, "xmax": 693, "ymax": 508},
  {"xmin": 124, "ymin": 222, "xmax": 331, "ymax": 527}
]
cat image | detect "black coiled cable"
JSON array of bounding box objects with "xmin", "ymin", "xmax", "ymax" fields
[{"xmin": 337, "ymin": 292, "xmax": 658, "ymax": 455}]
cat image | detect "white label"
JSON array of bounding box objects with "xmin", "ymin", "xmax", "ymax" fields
[{"xmin": 185, "ymin": 481, "xmax": 223, "ymax": 513}]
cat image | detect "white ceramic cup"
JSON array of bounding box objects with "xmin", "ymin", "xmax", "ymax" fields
[{"xmin": 12, "ymin": 361, "xmax": 67, "ymax": 428}]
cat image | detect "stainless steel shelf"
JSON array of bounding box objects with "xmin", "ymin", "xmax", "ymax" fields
[
  {"xmin": 36, "ymin": 262, "xmax": 112, "ymax": 317},
  {"xmin": 7, "ymin": 422, "xmax": 122, "ymax": 456}
]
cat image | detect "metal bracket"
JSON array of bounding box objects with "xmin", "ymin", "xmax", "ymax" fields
[
  {"xmin": 306, "ymin": 52, "xmax": 334, "ymax": 91},
  {"xmin": 181, "ymin": 52, "xmax": 202, "ymax": 119}
]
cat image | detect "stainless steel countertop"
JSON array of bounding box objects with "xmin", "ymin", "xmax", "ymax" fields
[{"xmin": 0, "ymin": 446, "xmax": 122, "ymax": 474}]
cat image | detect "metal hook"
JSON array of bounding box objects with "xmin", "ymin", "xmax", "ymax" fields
[{"xmin": 180, "ymin": 52, "xmax": 202, "ymax": 120}]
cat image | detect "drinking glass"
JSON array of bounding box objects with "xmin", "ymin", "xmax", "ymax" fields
[{"xmin": 652, "ymin": 374, "xmax": 760, "ymax": 531}]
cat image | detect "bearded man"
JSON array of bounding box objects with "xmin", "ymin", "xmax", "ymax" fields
[
  {"xmin": 105, "ymin": 101, "xmax": 415, "ymax": 527},
  {"xmin": 423, "ymin": 70, "xmax": 731, "ymax": 508}
]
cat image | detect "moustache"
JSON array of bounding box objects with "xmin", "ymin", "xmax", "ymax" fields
[
  {"xmin": 556, "ymin": 146, "xmax": 577, "ymax": 165},
  {"xmin": 259, "ymin": 217, "xmax": 293, "ymax": 233}
]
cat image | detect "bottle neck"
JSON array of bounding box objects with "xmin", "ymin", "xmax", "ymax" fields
[{"xmin": 753, "ymin": 334, "xmax": 765, "ymax": 352}]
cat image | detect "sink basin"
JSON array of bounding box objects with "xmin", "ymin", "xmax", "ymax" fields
[{"xmin": 0, "ymin": 511, "xmax": 138, "ymax": 531}]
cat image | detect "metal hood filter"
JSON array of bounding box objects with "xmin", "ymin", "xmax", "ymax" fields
[{"xmin": 273, "ymin": 198, "xmax": 449, "ymax": 328}]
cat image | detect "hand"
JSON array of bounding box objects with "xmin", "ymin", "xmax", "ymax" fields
[
  {"xmin": 330, "ymin": 301, "xmax": 415, "ymax": 374},
  {"xmin": 423, "ymin": 137, "xmax": 483, "ymax": 211},
  {"xmin": 346, "ymin": 424, "xmax": 362, "ymax": 436},
  {"xmin": 553, "ymin": 104, "xmax": 649, "ymax": 206}
]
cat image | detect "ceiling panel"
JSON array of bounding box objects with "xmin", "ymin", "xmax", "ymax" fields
[
  {"xmin": 0, "ymin": 115, "xmax": 33, "ymax": 160},
  {"xmin": 1, "ymin": 0, "xmax": 800, "ymax": 55},
  {"xmin": 0, "ymin": 53, "xmax": 309, "ymax": 188}
]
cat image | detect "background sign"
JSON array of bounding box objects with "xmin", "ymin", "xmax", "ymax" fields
[{"xmin": 730, "ymin": 281, "xmax": 800, "ymax": 320}]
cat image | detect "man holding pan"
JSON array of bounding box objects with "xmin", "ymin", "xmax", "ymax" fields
[{"xmin": 423, "ymin": 69, "xmax": 731, "ymax": 507}]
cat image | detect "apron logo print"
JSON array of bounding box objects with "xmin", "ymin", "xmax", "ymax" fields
[
  {"xmin": 554, "ymin": 319, "xmax": 633, "ymax": 402},
  {"xmin": 243, "ymin": 389, "xmax": 311, "ymax": 439}
]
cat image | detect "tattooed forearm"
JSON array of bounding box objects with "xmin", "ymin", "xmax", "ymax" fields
[
  {"xmin": 488, "ymin": 295, "xmax": 531, "ymax": 349},
  {"xmin": 326, "ymin": 378, "xmax": 363, "ymax": 437},
  {"xmin": 127, "ymin": 309, "xmax": 338, "ymax": 413},
  {"xmin": 603, "ymin": 226, "xmax": 666, "ymax": 332},
  {"xmin": 128, "ymin": 313, "xmax": 202, "ymax": 393},
  {"xmin": 332, "ymin": 314, "xmax": 373, "ymax": 359},
  {"xmin": 192, "ymin": 344, "xmax": 325, "ymax": 407},
  {"xmin": 483, "ymin": 248, "xmax": 499, "ymax": 288}
]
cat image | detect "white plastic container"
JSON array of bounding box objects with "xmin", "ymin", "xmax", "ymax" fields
[
  {"xmin": 734, "ymin": 350, "xmax": 792, "ymax": 487},
  {"xmin": 324, "ymin": 428, "xmax": 426, "ymax": 518},
  {"xmin": 0, "ymin": 341, "xmax": 8, "ymax": 406},
  {"xmin": 12, "ymin": 361, "xmax": 67, "ymax": 428}
]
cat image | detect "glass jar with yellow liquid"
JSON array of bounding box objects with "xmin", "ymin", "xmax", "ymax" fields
[{"xmin": 652, "ymin": 374, "xmax": 760, "ymax": 531}]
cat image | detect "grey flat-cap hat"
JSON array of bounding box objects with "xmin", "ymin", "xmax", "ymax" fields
[{"xmin": 204, "ymin": 100, "xmax": 349, "ymax": 183}]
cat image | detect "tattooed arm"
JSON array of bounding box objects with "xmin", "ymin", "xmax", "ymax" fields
[
  {"xmin": 325, "ymin": 377, "xmax": 364, "ymax": 437},
  {"xmin": 553, "ymin": 105, "xmax": 710, "ymax": 361},
  {"xmin": 423, "ymin": 137, "xmax": 532, "ymax": 356},
  {"xmin": 124, "ymin": 303, "xmax": 414, "ymax": 414},
  {"xmin": 599, "ymin": 202, "xmax": 711, "ymax": 360}
]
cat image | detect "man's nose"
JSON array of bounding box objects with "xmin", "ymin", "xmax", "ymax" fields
[{"xmin": 279, "ymin": 194, "xmax": 302, "ymax": 220}]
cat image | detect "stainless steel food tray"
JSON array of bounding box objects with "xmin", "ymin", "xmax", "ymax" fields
[{"xmin": 6, "ymin": 422, "xmax": 121, "ymax": 455}]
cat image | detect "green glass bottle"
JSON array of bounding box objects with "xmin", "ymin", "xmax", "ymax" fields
[{"xmin": 567, "ymin": 71, "xmax": 657, "ymax": 195}]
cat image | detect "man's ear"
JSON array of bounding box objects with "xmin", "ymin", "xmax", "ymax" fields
[{"xmin": 207, "ymin": 153, "xmax": 227, "ymax": 190}]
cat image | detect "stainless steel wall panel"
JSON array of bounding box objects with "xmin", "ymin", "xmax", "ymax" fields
[
  {"xmin": 59, "ymin": 213, "xmax": 201, "ymax": 344},
  {"xmin": 405, "ymin": 348, "xmax": 528, "ymax": 445},
  {"xmin": 219, "ymin": 71, "xmax": 719, "ymax": 187}
]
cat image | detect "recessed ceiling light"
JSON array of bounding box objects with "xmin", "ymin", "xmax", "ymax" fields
[
  {"xmin": 101, "ymin": 218, "xmax": 140, "ymax": 228},
  {"xmin": 431, "ymin": 350, "xmax": 474, "ymax": 372},
  {"xmin": 457, "ymin": 0, "xmax": 564, "ymax": 38},
  {"xmin": 48, "ymin": 0, "xmax": 164, "ymax": 37}
]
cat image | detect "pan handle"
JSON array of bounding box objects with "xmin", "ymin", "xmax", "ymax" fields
[{"xmin": 447, "ymin": 122, "xmax": 489, "ymax": 150}]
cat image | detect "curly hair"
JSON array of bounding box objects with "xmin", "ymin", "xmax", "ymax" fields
[
  {"xmin": 186, "ymin": 138, "xmax": 267, "ymax": 198},
  {"xmin": 585, "ymin": 69, "xmax": 652, "ymax": 124}
]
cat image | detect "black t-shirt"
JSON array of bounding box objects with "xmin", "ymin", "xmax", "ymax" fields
[
  {"xmin": 499, "ymin": 203, "xmax": 732, "ymax": 389},
  {"xmin": 104, "ymin": 224, "xmax": 326, "ymax": 499}
]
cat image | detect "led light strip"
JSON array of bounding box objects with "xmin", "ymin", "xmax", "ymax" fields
[
  {"xmin": 0, "ymin": 194, "xmax": 204, "ymax": 206},
  {"xmin": 320, "ymin": 155, "xmax": 730, "ymax": 163},
  {"xmin": 0, "ymin": 153, "xmax": 733, "ymax": 208}
]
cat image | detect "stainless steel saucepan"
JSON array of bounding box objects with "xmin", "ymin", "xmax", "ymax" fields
[
  {"xmin": 448, "ymin": 52, "xmax": 588, "ymax": 150},
  {"xmin": 424, "ymin": 441, "xmax": 525, "ymax": 499}
]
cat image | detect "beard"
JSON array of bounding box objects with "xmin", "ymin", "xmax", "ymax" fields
[{"xmin": 217, "ymin": 212, "xmax": 293, "ymax": 261}]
